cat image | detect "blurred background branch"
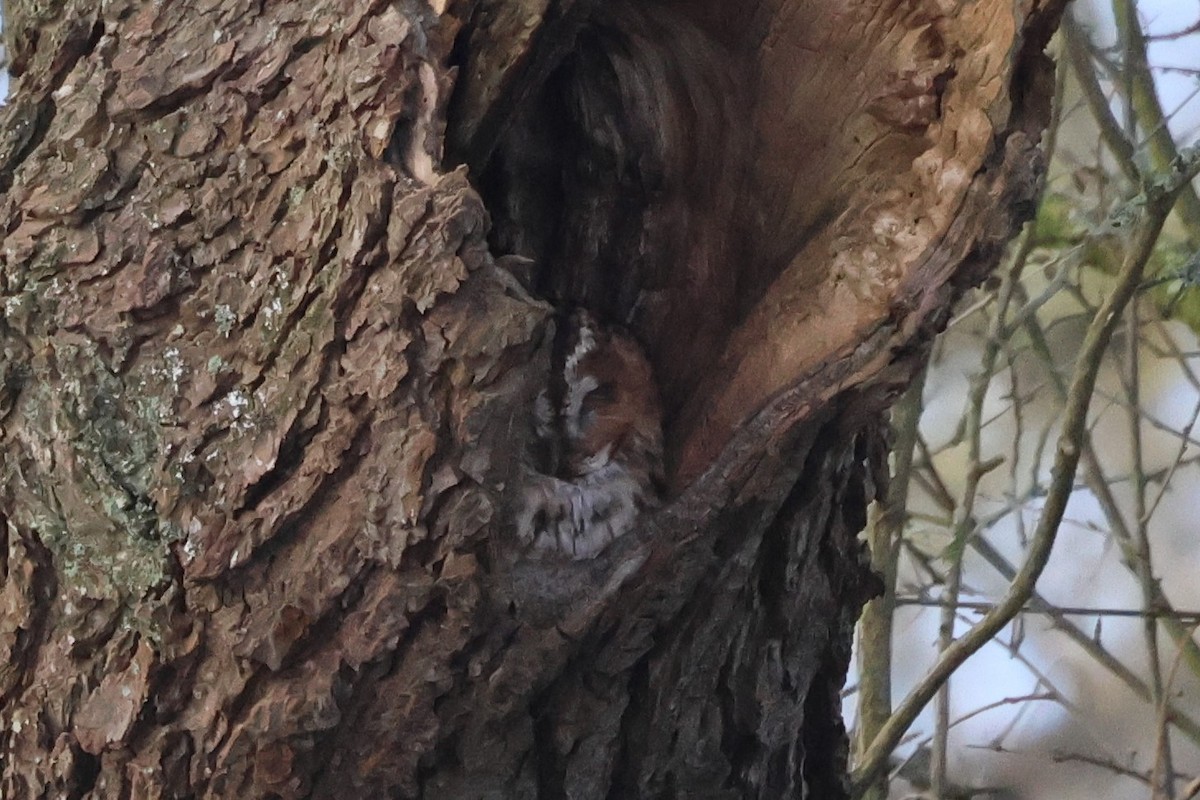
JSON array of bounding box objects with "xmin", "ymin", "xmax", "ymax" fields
[{"xmin": 851, "ymin": 3, "xmax": 1200, "ymax": 797}]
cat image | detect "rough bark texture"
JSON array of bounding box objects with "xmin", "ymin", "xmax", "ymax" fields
[{"xmin": 0, "ymin": 0, "xmax": 1063, "ymax": 798}]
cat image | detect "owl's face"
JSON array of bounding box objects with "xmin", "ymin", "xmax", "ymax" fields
[
  {"xmin": 560, "ymin": 311, "xmax": 662, "ymax": 480},
  {"xmin": 516, "ymin": 308, "xmax": 665, "ymax": 559}
]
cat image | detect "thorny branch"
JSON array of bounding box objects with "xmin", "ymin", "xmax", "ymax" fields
[
  {"xmin": 851, "ymin": 127, "xmax": 1200, "ymax": 796},
  {"xmin": 853, "ymin": 6, "xmax": 1200, "ymax": 793}
]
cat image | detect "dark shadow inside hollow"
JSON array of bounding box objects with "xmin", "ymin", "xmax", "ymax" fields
[{"xmin": 460, "ymin": 3, "xmax": 776, "ymax": 437}]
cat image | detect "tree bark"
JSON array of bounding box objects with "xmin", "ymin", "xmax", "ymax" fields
[{"xmin": 0, "ymin": 0, "xmax": 1063, "ymax": 798}]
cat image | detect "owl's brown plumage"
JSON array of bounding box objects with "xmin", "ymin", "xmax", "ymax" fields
[{"xmin": 517, "ymin": 310, "xmax": 663, "ymax": 559}]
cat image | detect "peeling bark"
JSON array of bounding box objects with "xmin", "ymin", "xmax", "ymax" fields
[{"xmin": 0, "ymin": 0, "xmax": 1064, "ymax": 798}]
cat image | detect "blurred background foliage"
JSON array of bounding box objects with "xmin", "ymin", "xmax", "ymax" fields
[{"xmin": 851, "ymin": 2, "xmax": 1200, "ymax": 798}]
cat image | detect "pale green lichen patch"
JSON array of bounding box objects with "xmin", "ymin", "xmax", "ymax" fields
[
  {"xmin": 23, "ymin": 338, "xmax": 180, "ymax": 599},
  {"xmin": 35, "ymin": 510, "xmax": 172, "ymax": 605},
  {"xmin": 214, "ymin": 303, "xmax": 238, "ymax": 336}
]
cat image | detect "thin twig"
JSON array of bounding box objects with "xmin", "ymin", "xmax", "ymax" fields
[
  {"xmin": 1064, "ymin": 15, "xmax": 1141, "ymax": 186},
  {"xmin": 1153, "ymin": 624, "xmax": 1200, "ymax": 798},
  {"xmin": 1122, "ymin": 294, "xmax": 1174, "ymax": 798},
  {"xmin": 855, "ymin": 367, "xmax": 927, "ymax": 800},
  {"xmin": 1110, "ymin": 0, "xmax": 1200, "ymax": 245},
  {"xmin": 893, "ymin": 598, "xmax": 1200, "ymax": 622}
]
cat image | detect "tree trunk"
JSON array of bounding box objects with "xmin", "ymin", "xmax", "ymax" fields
[{"xmin": 0, "ymin": 0, "xmax": 1063, "ymax": 797}]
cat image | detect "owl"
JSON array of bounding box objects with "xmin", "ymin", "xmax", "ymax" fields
[{"xmin": 516, "ymin": 309, "xmax": 664, "ymax": 559}]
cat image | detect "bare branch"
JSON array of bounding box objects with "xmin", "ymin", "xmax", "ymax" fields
[{"xmin": 852, "ymin": 176, "xmax": 1181, "ymax": 796}]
